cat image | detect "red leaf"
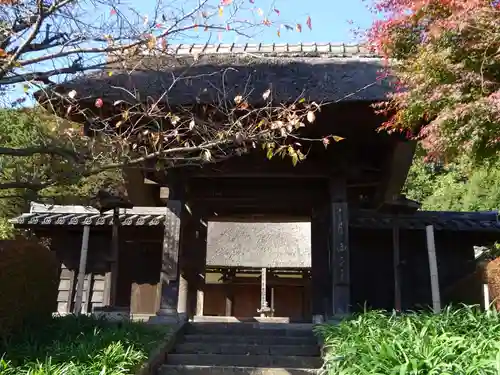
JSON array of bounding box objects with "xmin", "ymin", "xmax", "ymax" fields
[
  {"xmin": 296, "ymin": 23, "xmax": 302, "ymax": 32},
  {"xmin": 221, "ymin": 0, "xmax": 232, "ymax": 5},
  {"xmin": 110, "ymin": 8, "xmax": 117, "ymax": 15},
  {"xmin": 274, "ymin": 8, "xmax": 280, "ymax": 15},
  {"xmin": 306, "ymin": 16, "xmax": 312, "ymax": 30},
  {"xmin": 95, "ymin": 98, "xmax": 103, "ymax": 108}
]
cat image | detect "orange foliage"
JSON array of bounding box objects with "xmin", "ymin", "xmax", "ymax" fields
[{"xmin": 486, "ymin": 257, "xmax": 500, "ymax": 311}]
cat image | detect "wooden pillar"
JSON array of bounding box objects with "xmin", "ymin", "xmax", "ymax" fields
[
  {"xmin": 330, "ymin": 177, "xmax": 350, "ymax": 316},
  {"xmin": 194, "ymin": 214, "xmax": 207, "ymax": 316},
  {"xmin": 153, "ymin": 200, "xmax": 182, "ymax": 322},
  {"xmin": 225, "ymin": 286, "xmax": 234, "ymax": 316},
  {"xmin": 393, "ymin": 225, "xmax": 402, "ymax": 311},
  {"xmin": 425, "ymin": 225, "xmax": 441, "ymax": 313},
  {"xmin": 178, "ymin": 204, "xmax": 207, "ymax": 319},
  {"xmin": 74, "ymin": 225, "xmax": 90, "ymax": 315},
  {"xmin": 109, "ymin": 208, "xmax": 120, "ymax": 306},
  {"xmin": 311, "ymin": 206, "xmax": 331, "ymax": 322}
]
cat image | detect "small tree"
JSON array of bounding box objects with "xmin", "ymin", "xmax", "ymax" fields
[
  {"xmin": 367, "ymin": 0, "xmax": 500, "ymax": 164},
  {"xmin": 0, "ymin": 0, "xmax": 325, "ymax": 198}
]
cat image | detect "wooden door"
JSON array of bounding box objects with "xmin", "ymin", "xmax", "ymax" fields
[{"xmin": 233, "ymin": 284, "xmax": 260, "ymax": 317}]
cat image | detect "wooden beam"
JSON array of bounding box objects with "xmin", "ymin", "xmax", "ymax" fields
[{"xmin": 375, "ymin": 141, "xmax": 417, "ymax": 206}]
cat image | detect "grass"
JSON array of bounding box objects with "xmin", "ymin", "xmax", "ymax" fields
[
  {"xmin": 315, "ymin": 306, "xmax": 500, "ymax": 375},
  {"xmin": 0, "ymin": 315, "xmax": 169, "ymax": 375}
]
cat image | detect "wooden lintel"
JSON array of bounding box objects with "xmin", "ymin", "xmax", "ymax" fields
[{"xmin": 376, "ymin": 140, "xmax": 417, "ymax": 205}]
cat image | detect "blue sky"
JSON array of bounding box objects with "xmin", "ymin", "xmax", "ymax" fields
[
  {"xmin": 136, "ymin": 0, "xmax": 376, "ymax": 44},
  {"xmin": 8, "ymin": 0, "xmax": 376, "ymax": 106}
]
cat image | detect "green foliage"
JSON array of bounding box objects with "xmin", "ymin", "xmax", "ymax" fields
[
  {"xmin": 0, "ymin": 315, "xmax": 169, "ymax": 375},
  {"xmin": 0, "ymin": 107, "xmax": 123, "ymax": 239},
  {"xmin": 404, "ymin": 153, "xmax": 500, "ymax": 212},
  {"xmin": 0, "ymin": 239, "xmax": 59, "ymax": 339},
  {"xmin": 316, "ymin": 307, "xmax": 500, "ymax": 374}
]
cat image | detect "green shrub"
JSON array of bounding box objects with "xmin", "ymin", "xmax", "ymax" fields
[
  {"xmin": 0, "ymin": 239, "xmax": 59, "ymax": 340},
  {"xmin": 0, "ymin": 315, "xmax": 169, "ymax": 375},
  {"xmin": 315, "ymin": 306, "xmax": 500, "ymax": 374}
]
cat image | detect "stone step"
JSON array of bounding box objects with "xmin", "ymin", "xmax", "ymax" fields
[
  {"xmin": 182, "ymin": 334, "xmax": 318, "ymax": 346},
  {"xmin": 185, "ymin": 323, "xmax": 315, "ymax": 337},
  {"xmin": 166, "ymin": 354, "xmax": 322, "ymax": 368},
  {"xmin": 158, "ymin": 365, "xmax": 320, "ymax": 375},
  {"xmin": 174, "ymin": 342, "xmax": 320, "ymax": 356}
]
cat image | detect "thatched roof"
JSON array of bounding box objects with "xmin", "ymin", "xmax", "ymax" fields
[{"xmin": 38, "ymin": 43, "xmax": 391, "ymax": 108}]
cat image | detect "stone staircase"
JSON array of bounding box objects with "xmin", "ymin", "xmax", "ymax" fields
[{"xmin": 158, "ymin": 322, "xmax": 322, "ymax": 375}]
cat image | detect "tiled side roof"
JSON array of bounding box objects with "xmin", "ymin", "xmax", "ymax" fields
[
  {"xmin": 10, "ymin": 208, "xmax": 500, "ymax": 232},
  {"xmin": 162, "ymin": 42, "xmax": 376, "ymax": 57}
]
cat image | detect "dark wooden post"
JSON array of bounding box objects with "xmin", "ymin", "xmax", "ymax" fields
[
  {"xmin": 225, "ymin": 287, "xmax": 234, "ymax": 316},
  {"xmin": 311, "ymin": 206, "xmax": 331, "ymax": 322},
  {"xmin": 393, "ymin": 225, "xmax": 402, "ymax": 311},
  {"xmin": 194, "ymin": 214, "xmax": 208, "ymax": 317},
  {"xmin": 108, "ymin": 208, "xmax": 120, "ymax": 306},
  {"xmin": 152, "ymin": 200, "xmax": 182, "ymax": 322},
  {"xmin": 178, "ymin": 204, "xmax": 207, "ymax": 319},
  {"xmin": 330, "ymin": 177, "xmax": 350, "ymax": 316}
]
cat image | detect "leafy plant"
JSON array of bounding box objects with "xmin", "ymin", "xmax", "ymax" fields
[
  {"xmin": 315, "ymin": 307, "xmax": 500, "ymax": 374},
  {"xmin": 0, "ymin": 315, "xmax": 169, "ymax": 375}
]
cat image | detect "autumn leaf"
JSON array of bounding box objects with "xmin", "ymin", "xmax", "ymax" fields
[
  {"xmin": 306, "ymin": 111, "xmax": 316, "ymax": 123},
  {"xmin": 306, "ymin": 16, "xmax": 312, "ymax": 30},
  {"xmin": 262, "ymin": 89, "xmax": 271, "ymax": 100},
  {"xmin": 146, "ymin": 34, "xmax": 156, "ymax": 49},
  {"xmin": 274, "ymin": 8, "xmax": 280, "ymax": 15},
  {"xmin": 221, "ymin": 0, "xmax": 232, "ymax": 5},
  {"xmin": 277, "ymin": 29, "xmax": 281, "ymax": 37},
  {"xmin": 110, "ymin": 8, "xmax": 117, "ymax": 15},
  {"xmin": 218, "ymin": 6, "xmax": 223, "ymax": 17},
  {"xmin": 332, "ymin": 136, "xmax": 345, "ymax": 142},
  {"xmin": 95, "ymin": 98, "xmax": 103, "ymax": 108},
  {"xmin": 262, "ymin": 18, "xmax": 271, "ymax": 26},
  {"xmin": 296, "ymin": 23, "xmax": 302, "ymax": 32}
]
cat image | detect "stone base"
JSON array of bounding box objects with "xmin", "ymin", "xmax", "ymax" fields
[
  {"xmin": 312, "ymin": 315, "xmax": 324, "ymax": 324},
  {"xmin": 92, "ymin": 308, "xmax": 131, "ymax": 322},
  {"xmin": 192, "ymin": 316, "xmax": 291, "ymax": 324},
  {"xmin": 148, "ymin": 311, "xmax": 181, "ymax": 325}
]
